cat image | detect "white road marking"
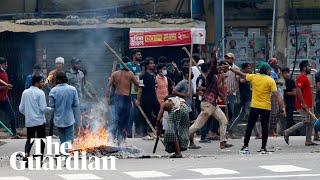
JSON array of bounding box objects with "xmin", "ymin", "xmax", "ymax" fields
[
  {"xmin": 59, "ymin": 173, "xmax": 103, "ymax": 180},
  {"xmin": 259, "ymin": 165, "xmax": 311, "ymax": 172},
  {"xmin": 188, "ymin": 168, "xmax": 239, "ymax": 175},
  {"xmin": 0, "ymin": 177, "xmax": 30, "ymax": 180},
  {"xmin": 173, "ymin": 173, "xmax": 320, "ymax": 180},
  {"xmin": 124, "ymin": 171, "xmax": 171, "ymax": 178}
]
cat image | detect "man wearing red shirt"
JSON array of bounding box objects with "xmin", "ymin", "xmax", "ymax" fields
[
  {"xmin": 284, "ymin": 60, "xmax": 318, "ymax": 146},
  {"xmin": 0, "ymin": 57, "xmax": 19, "ymax": 138}
]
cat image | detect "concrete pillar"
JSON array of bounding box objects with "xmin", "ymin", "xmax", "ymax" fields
[{"xmin": 275, "ymin": 0, "xmax": 289, "ymax": 67}]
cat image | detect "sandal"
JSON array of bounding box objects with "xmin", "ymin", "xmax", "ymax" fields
[
  {"xmin": 170, "ymin": 154, "xmax": 183, "ymax": 158},
  {"xmin": 305, "ymin": 142, "xmax": 319, "ymax": 146}
]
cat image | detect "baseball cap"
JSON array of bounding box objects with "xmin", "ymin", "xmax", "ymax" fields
[
  {"xmin": 33, "ymin": 64, "xmax": 41, "ymax": 69},
  {"xmin": 197, "ymin": 59, "xmax": 205, "ymax": 66},
  {"xmin": 71, "ymin": 58, "xmax": 81, "ymax": 64},
  {"xmin": 224, "ymin": 53, "xmax": 235, "ymax": 59}
]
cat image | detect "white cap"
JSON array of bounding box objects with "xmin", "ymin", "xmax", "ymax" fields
[
  {"xmin": 55, "ymin": 57, "xmax": 64, "ymax": 64},
  {"xmin": 198, "ymin": 59, "xmax": 205, "ymax": 65}
]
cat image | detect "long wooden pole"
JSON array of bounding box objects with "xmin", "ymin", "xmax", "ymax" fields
[
  {"xmin": 137, "ymin": 105, "xmax": 164, "ymax": 145},
  {"xmin": 104, "ymin": 42, "xmax": 129, "ymax": 71},
  {"xmin": 252, "ymin": 32, "xmax": 256, "ymax": 74},
  {"xmin": 182, "ymin": 46, "xmax": 206, "ymax": 79},
  {"xmin": 187, "ymin": 45, "xmax": 193, "ymax": 94}
]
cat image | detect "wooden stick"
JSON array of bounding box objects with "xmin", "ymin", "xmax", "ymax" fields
[
  {"xmin": 221, "ymin": 73, "xmax": 229, "ymax": 121},
  {"xmin": 252, "ymin": 32, "xmax": 256, "ymax": 74},
  {"xmin": 182, "ymin": 46, "xmax": 206, "ymax": 79},
  {"xmin": 306, "ymin": 109, "xmax": 318, "ymax": 121},
  {"xmin": 187, "ymin": 45, "xmax": 193, "ymax": 94},
  {"xmin": 137, "ymin": 105, "xmax": 164, "ymax": 145},
  {"xmin": 104, "ymin": 42, "xmax": 129, "ymax": 71},
  {"xmin": 0, "ymin": 79, "xmax": 8, "ymax": 86}
]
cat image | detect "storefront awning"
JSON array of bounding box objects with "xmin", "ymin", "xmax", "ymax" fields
[{"xmin": 129, "ymin": 27, "xmax": 206, "ymax": 48}]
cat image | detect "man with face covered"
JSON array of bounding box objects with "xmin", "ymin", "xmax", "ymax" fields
[{"xmin": 284, "ymin": 60, "xmax": 319, "ymax": 146}]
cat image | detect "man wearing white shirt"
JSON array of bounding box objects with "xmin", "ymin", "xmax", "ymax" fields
[
  {"xmin": 19, "ymin": 75, "xmax": 53, "ymax": 164},
  {"xmin": 224, "ymin": 53, "xmax": 240, "ymax": 121}
]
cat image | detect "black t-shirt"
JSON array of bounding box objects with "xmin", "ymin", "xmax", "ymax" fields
[
  {"xmin": 167, "ymin": 76, "xmax": 174, "ymax": 95},
  {"xmin": 284, "ymin": 78, "xmax": 296, "ymax": 108},
  {"xmin": 139, "ymin": 72, "xmax": 157, "ymax": 101},
  {"xmin": 239, "ymin": 77, "xmax": 252, "ymax": 105}
]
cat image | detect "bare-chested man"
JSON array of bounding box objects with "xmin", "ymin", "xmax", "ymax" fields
[{"xmin": 106, "ymin": 67, "xmax": 139, "ymax": 144}]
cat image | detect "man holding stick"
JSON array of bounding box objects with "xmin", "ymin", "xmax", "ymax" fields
[
  {"xmin": 284, "ymin": 60, "xmax": 318, "ymax": 146},
  {"xmin": 222, "ymin": 62, "xmax": 286, "ymax": 153},
  {"xmin": 136, "ymin": 57, "xmax": 160, "ymax": 140},
  {"xmin": 0, "ymin": 57, "xmax": 20, "ymax": 138},
  {"xmin": 106, "ymin": 63, "xmax": 139, "ymax": 144},
  {"xmin": 188, "ymin": 47, "xmax": 233, "ymax": 149}
]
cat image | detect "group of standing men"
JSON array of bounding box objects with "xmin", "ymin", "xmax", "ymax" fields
[{"xmin": 18, "ymin": 56, "xmax": 96, "ymax": 163}]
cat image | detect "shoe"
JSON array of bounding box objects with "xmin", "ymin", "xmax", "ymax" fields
[
  {"xmin": 305, "ymin": 141, "xmax": 319, "ymax": 146},
  {"xmin": 188, "ymin": 144, "xmax": 201, "ymax": 149},
  {"xmin": 147, "ymin": 132, "xmax": 157, "ymax": 139},
  {"xmin": 199, "ymin": 139, "xmax": 211, "ymax": 143},
  {"xmin": 257, "ymin": 148, "xmax": 267, "ymax": 154},
  {"xmin": 170, "ymin": 154, "xmax": 183, "ymax": 158},
  {"xmin": 239, "ymin": 146, "xmax": 250, "ymax": 154},
  {"xmin": 220, "ymin": 141, "xmax": 233, "ymax": 149},
  {"xmin": 283, "ymin": 131, "xmax": 289, "ymax": 145},
  {"xmin": 142, "ymin": 135, "xmax": 154, "ymax": 140},
  {"xmin": 255, "ymin": 135, "xmax": 262, "ymax": 139}
]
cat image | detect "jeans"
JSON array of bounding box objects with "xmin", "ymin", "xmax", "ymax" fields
[
  {"xmin": 227, "ymin": 95, "xmax": 236, "ymax": 121},
  {"xmin": 229, "ymin": 102, "xmax": 259, "ymax": 136},
  {"xmin": 25, "ymin": 123, "xmax": 46, "ymax": 159},
  {"xmin": 0, "ymin": 100, "xmax": 17, "ymax": 135},
  {"xmin": 49, "ymin": 112, "xmax": 54, "ymax": 136},
  {"xmin": 244, "ymin": 107, "xmax": 270, "ymax": 149},
  {"xmin": 109, "ymin": 94, "xmax": 131, "ymax": 143},
  {"xmin": 128, "ymin": 94, "xmax": 138, "ymax": 136},
  {"xmin": 57, "ymin": 124, "xmax": 74, "ymax": 157},
  {"xmin": 285, "ymin": 107, "xmax": 295, "ymax": 129}
]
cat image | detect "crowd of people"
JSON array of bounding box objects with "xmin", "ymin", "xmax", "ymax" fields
[
  {"xmin": 106, "ymin": 47, "xmax": 320, "ymax": 157},
  {"xmin": 0, "ymin": 44, "xmax": 320, "ymax": 161}
]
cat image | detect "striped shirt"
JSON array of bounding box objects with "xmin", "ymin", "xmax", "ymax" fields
[{"xmin": 225, "ymin": 64, "xmax": 240, "ymax": 96}]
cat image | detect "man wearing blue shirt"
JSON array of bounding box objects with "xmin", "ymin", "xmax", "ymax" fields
[
  {"xmin": 19, "ymin": 75, "xmax": 53, "ymax": 164},
  {"xmin": 49, "ymin": 72, "xmax": 79, "ymax": 155}
]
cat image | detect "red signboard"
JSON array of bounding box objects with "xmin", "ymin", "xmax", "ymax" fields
[{"xmin": 129, "ymin": 29, "xmax": 192, "ymax": 48}]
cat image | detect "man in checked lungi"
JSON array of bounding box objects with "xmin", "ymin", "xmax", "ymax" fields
[{"xmin": 156, "ymin": 96, "xmax": 189, "ymax": 158}]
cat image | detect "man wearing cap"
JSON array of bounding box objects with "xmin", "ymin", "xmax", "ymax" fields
[
  {"xmin": 66, "ymin": 58, "xmax": 85, "ymax": 98},
  {"xmin": 222, "ymin": 62, "xmax": 286, "ymax": 153},
  {"xmin": 0, "ymin": 57, "xmax": 19, "ymax": 138},
  {"xmin": 46, "ymin": 57, "xmax": 64, "ymax": 88},
  {"xmin": 46, "ymin": 57, "xmax": 65, "ymax": 136},
  {"xmin": 66, "ymin": 58, "xmax": 85, "ymax": 135},
  {"xmin": 284, "ymin": 60, "xmax": 319, "ymax": 146},
  {"xmin": 192, "ymin": 59, "xmax": 205, "ymax": 95},
  {"xmin": 224, "ymin": 52, "xmax": 240, "ymax": 122}
]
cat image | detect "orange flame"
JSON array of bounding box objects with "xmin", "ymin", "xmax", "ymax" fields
[{"xmin": 72, "ymin": 125, "xmax": 109, "ymax": 152}]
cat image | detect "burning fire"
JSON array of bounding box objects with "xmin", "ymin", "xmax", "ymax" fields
[{"xmin": 73, "ymin": 124, "xmax": 109, "ymax": 152}]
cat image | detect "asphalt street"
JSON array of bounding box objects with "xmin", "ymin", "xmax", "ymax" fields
[{"xmin": 0, "ymin": 136, "xmax": 320, "ymax": 180}]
